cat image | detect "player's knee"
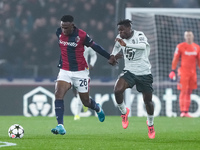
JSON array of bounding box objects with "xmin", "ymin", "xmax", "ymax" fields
[
  {"xmin": 144, "ymin": 99, "xmax": 153, "ymax": 106},
  {"xmin": 82, "ymin": 100, "xmax": 90, "ymax": 107},
  {"xmin": 55, "ymin": 90, "xmax": 64, "ymax": 99},
  {"xmin": 114, "ymin": 88, "xmax": 124, "ymax": 96}
]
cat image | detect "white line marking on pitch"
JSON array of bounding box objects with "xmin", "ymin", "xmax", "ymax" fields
[{"xmin": 0, "ymin": 141, "xmax": 17, "ymax": 148}]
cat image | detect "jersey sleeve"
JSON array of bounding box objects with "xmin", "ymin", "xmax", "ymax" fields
[
  {"xmin": 85, "ymin": 32, "xmax": 110, "ymax": 59},
  {"xmin": 174, "ymin": 44, "xmax": 181, "ymax": 58},
  {"xmin": 111, "ymin": 35, "xmax": 121, "ymax": 56},
  {"xmin": 84, "ymin": 34, "xmax": 94, "ymax": 47},
  {"xmin": 137, "ymin": 32, "xmax": 149, "ymax": 45},
  {"xmin": 111, "ymin": 41, "xmax": 121, "ymax": 56},
  {"xmin": 56, "ymin": 27, "xmax": 62, "ymax": 38},
  {"xmin": 171, "ymin": 44, "xmax": 181, "ymax": 70}
]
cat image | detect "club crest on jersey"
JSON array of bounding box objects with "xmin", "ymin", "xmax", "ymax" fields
[
  {"xmin": 75, "ymin": 36, "xmax": 80, "ymax": 43},
  {"xmin": 139, "ymin": 37, "xmax": 145, "ymax": 41},
  {"xmin": 194, "ymin": 47, "xmax": 197, "ymax": 51},
  {"xmin": 132, "ymin": 39, "xmax": 135, "ymax": 44}
]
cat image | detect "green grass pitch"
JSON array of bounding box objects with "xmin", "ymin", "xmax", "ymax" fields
[{"xmin": 0, "ymin": 116, "xmax": 200, "ymax": 150}]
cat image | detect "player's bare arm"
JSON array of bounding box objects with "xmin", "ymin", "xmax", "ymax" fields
[
  {"xmin": 116, "ymin": 38, "xmax": 126, "ymax": 46},
  {"xmin": 116, "ymin": 38, "xmax": 146, "ymax": 50},
  {"xmin": 108, "ymin": 55, "xmax": 117, "ymax": 66}
]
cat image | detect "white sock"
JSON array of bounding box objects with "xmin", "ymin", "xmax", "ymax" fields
[
  {"xmin": 147, "ymin": 114, "xmax": 154, "ymax": 126},
  {"xmin": 118, "ymin": 101, "xmax": 127, "ymax": 114},
  {"xmin": 74, "ymin": 96, "xmax": 82, "ymax": 116}
]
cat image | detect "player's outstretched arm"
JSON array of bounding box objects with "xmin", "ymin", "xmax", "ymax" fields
[
  {"xmin": 90, "ymin": 43, "xmax": 110, "ymax": 59},
  {"xmin": 90, "ymin": 43, "xmax": 117, "ymax": 66},
  {"xmin": 115, "ymin": 38, "xmax": 146, "ymax": 50},
  {"xmin": 169, "ymin": 53, "xmax": 179, "ymax": 80}
]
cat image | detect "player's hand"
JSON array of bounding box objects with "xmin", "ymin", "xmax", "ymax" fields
[
  {"xmin": 115, "ymin": 53, "xmax": 123, "ymax": 60},
  {"xmin": 108, "ymin": 55, "xmax": 118, "ymax": 66},
  {"xmin": 116, "ymin": 38, "xmax": 126, "ymax": 47},
  {"xmin": 169, "ymin": 70, "xmax": 176, "ymax": 80}
]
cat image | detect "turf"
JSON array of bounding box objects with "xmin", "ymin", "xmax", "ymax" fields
[{"xmin": 0, "ymin": 116, "xmax": 200, "ymax": 150}]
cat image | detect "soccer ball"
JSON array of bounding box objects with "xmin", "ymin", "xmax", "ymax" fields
[{"xmin": 8, "ymin": 124, "xmax": 24, "ymax": 138}]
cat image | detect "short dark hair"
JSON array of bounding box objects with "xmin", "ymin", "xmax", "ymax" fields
[
  {"xmin": 61, "ymin": 15, "xmax": 74, "ymax": 22},
  {"xmin": 117, "ymin": 19, "xmax": 132, "ymax": 27}
]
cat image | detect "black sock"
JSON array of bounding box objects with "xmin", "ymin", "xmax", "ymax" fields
[
  {"xmin": 88, "ymin": 98, "xmax": 100, "ymax": 112},
  {"xmin": 55, "ymin": 100, "xmax": 64, "ymax": 124}
]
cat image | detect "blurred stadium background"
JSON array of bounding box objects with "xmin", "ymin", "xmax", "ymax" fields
[{"xmin": 0, "ymin": 0, "xmax": 200, "ymax": 117}]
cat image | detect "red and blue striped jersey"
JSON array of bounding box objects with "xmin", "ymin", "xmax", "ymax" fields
[{"xmin": 56, "ymin": 27, "xmax": 94, "ymax": 71}]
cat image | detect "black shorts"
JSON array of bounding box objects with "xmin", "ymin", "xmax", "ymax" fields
[{"xmin": 120, "ymin": 70, "xmax": 153, "ymax": 93}]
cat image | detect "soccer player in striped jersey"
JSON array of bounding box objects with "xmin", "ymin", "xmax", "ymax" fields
[
  {"xmin": 51, "ymin": 15, "xmax": 117, "ymax": 135},
  {"xmin": 109, "ymin": 19, "xmax": 155, "ymax": 139}
]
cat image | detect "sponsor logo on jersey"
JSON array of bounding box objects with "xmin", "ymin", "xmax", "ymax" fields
[
  {"xmin": 59, "ymin": 40, "xmax": 78, "ymax": 47},
  {"xmin": 184, "ymin": 51, "xmax": 197, "ymax": 56}
]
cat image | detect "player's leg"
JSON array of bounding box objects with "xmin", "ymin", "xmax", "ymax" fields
[
  {"xmin": 74, "ymin": 95, "xmax": 82, "ymax": 120},
  {"xmin": 184, "ymin": 73, "xmax": 197, "ymax": 117},
  {"xmin": 142, "ymin": 92, "xmax": 155, "ymax": 139},
  {"xmin": 114, "ymin": 77, "xmax": 131, "ymax": 129},
  {"xmin": 51, "ymin": 69, "xmax": 72, "ymax": 135},
  {"xmin": 178, "ymin": 74, "xmax": 192, "ymax": 117},
  {"xmin": 179, "ymin": 90, "xmax": 185, "ymax": 117},
  {"xmin": 72, "ymin": 85, "xmax": 81, "ymax": 120},
  {"xmin": 55, "ymin": 81, "xmax": 71, "ymax": 123},
  {"xmin": 184, "ymin": 89, "xmax": 192, "ymax": 117},
  {"xmin": 143, "ymin": 92, "xmax": 154, "ymax": 121},
  {"xmin": 79, "ymin": 92, "xmax": 105, "ymax": 122},
  {"xmin": 51, "ymin": 80, "xmax": 71, "ymax": 135},
  {"xmin": 73, "ymin": 69, "xmax": 105, "ymax": 122},
  {"xmin": 136, "ymin": 74, "xmax": 155, "ymax": 139}
]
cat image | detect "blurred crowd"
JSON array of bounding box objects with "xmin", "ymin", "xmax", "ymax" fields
[
  {"xmin": 0, "ymin": 0, "xmax": 117, "ymax": 79},
  {"xmin": 0, "ymin": 0, "xmax": 200, "ymax": 79}
]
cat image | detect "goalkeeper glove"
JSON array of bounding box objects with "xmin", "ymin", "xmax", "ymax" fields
[{"xmin": 169, "ymin": 70, "xmax": 176, "ymax": 80}]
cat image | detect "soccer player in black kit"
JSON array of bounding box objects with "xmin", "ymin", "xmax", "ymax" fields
[{"xmin": 51, "ymin": 15, "xmax": 117, "ymax": 135}]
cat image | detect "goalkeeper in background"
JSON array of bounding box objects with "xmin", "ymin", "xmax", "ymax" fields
[
  {"xmin": 74, "ymin": 46, "xmax": 97, "ymax": 120},
  {"xmin": 169, "ymin": 31, "xmax": 200, "ymax": 118}
]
